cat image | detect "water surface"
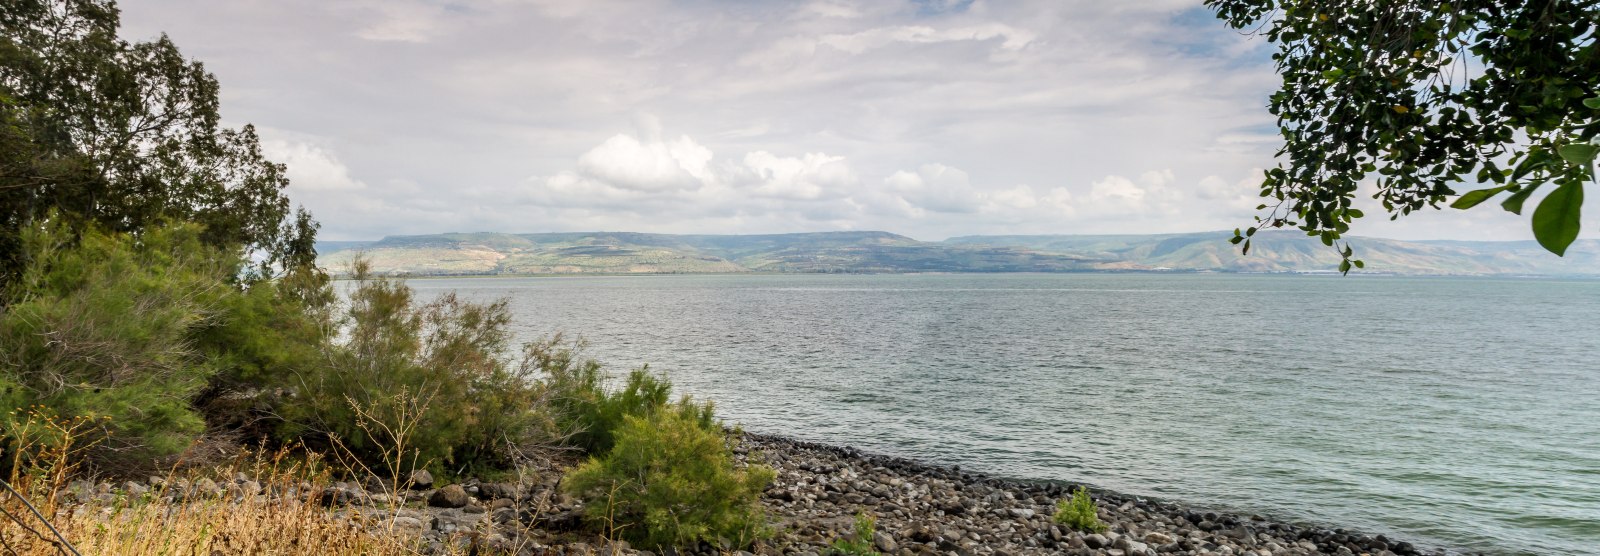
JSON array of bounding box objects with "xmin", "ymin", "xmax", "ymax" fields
[{"xmin": 406, "ymin": 273, "xmax": 1600, "ymax": 555}]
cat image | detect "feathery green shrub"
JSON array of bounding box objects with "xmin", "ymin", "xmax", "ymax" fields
[
  {"xmin": 0, "ymin": 221, "xmax": 234, "ymax": 469},
  {"xmin": 1054, "ymin": 486, "xmax": 1108, "ymax": 533},
  {"xmin": 277, "ymin": 259, "xmax": 557, "ymax": 476},
  {"xmin": 828, "ymin": 512, "xmax": 880, "ymax": 556},
  {"xmin": 537, "ymin": 338, "xmax": 715, "ymax": 454},
  {"xmin": 563, "ymin": 408, "xmax": 773, "ymax": 550}
]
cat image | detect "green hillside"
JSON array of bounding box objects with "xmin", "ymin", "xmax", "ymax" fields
[{"xmin": 317, "ymin": 230, "xmax": 1600, "ymax": 277}]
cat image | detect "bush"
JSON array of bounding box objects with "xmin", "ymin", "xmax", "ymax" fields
[
  {"xmin": 277, "ymin": 259, "xmax": 558, "ymax": 477},
  {"xmin": 536, "ymin": 337, "xmax": 715, "ymax": 454},
  {"xmin": 0, "ymin": 221, "xmax": 236, "ymax": 470},
  {"xmin": 829, "ymin": 512, "xmax": 880, "ymax": 556},
  {"xmin": 562, "ymin": 409, "xmax": 774, "ymax": 551},
  {"xmin": 1054, "ymin": 486, "xmax": 1108, "ymax": 533}
]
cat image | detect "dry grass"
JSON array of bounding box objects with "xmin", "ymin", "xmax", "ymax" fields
[
  {"xmin": 2, "ymin": 493, "xmax": 423, "ymax": 555},
  {"xmin": 0, "ymin": 411, "xmax": 455, "ymax": 556}
]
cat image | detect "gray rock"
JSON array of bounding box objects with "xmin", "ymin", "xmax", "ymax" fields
[
  {"xmin": 873, "ymin": 531, "xmax": 897, "ymax": 553},
  {"xmin": 1084, "ymin": 533, "xmax": 1110, "ymax": 549},
  {"xmin": 478, "ymin": 482, "xmax": 518, "ymax": 500},
  {"xmin": 408, "ymin": 468, "xmax": 434, "ymax": 490},
  {"xmin": 428, "ymin": 484, "xmax": 469, "ymax": 508},
  {"xmin": 1144, "ymin": 531, "xmax": 1174, "ymax": 545},
  {"xmin": 390, "ymin": 516, "xmax": 425, "ymax": 533},
  {"xmin": 193, "ymin": 478, "xmax": 222, "ymax": 497},
  {"xmin": 123, "ymin": 481, "xmax": 149, "ymax": 496}
]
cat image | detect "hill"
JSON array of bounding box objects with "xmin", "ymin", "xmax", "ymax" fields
[{"xmin": 316, "ymin": 230, "xmax": 1600, "ymax": 277}]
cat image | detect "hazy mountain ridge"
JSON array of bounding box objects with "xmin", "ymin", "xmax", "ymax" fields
[{"xmin": 317, "ymin": 230, "xmax": 1600, "ymax": 277}]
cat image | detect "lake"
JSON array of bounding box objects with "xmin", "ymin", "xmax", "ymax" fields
[{"xmin": 404, "ymin": 273, "xmax": 1600, "ymax": 555}]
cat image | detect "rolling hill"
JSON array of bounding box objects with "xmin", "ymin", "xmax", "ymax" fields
[{"xmin": 316, "ymin": 230, "xmax": 1600, "ymax": 277}]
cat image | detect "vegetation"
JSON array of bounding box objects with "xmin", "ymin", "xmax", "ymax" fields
[
  {"xmin": 1207, "ymin": 0, "xmax": 1600, "ymax": 269},
  {"xmin": 828, "ymin": 512, "xmax": 881, "ymax": 556},
  {"xmin": 278, "ymin": 258, "xmax": 559, "ymax": 477},
  {"xmin": 0, "ymin": 0, "xmax": 316, "ymax": 290},
  {"xmin": 0, "ymin": 412, "xmax": 486, "ymax": 556},
  {"xmin": 540, "ymin": 347, "xmax": 718, "ymax": 455},
  {"xmin": 563, "ymin": 409, "xmax": 774, "ymax": 551},
  {"xmin": 1, "ymin": 221, "xmax": 239, "ymax": 470},
  {"xmin": 1053, "ymin": 486, "xmax": 1108, "ymax": 534}
]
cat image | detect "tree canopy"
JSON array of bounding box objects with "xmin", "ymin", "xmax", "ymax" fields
[
  {"xmin": 0, "ymin": 0, "xmax": 315, "ymax": 290},
  {"xmin": 1207, "ymin": 0, "xmax": 1600, "ymax": 271}
]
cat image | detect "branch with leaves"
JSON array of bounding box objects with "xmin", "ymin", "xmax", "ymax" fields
[{"xmin": 1208, "ymin": 0, "xmax": 1600, "ymax": 270}]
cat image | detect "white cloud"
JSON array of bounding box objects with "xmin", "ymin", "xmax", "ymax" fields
[
  {"xmin": 818, "ymin": 24, "xmax": 1038, "ymax": 54},
  {"xmin": 886, "ymin": 164, "xmax": 982, "ymax": 214},
  {"xmin": 118, "ymin": 0, "xmax": 1582, "ymax": 242},
  {"xmin": 800, "ymin": 1, "xmax": 863, "ymax": 19},
  {"xmin": 576, "ymin": 134, "xmax": 711, "ymax": 192},
  {"xmin": 737, "ymin": 151, "xmax": 856, "ymax": 200},
  {"xmin": 263, "ymin": 139, "xmax": 365, "ymax": 192}
]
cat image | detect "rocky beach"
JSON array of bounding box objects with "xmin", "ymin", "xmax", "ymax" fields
[{"xmin": 56, "ymin": 431, "xmax": 1455, "ymax": 556}]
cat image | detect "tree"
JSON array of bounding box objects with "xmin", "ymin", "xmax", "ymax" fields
[
  {"xmin": 0, "ymin": 0, "xmax": 316, "ymax": 289},
  {"xmin": 1206, "ymin": 0, "xmax": 1600, "ymax": 271}
]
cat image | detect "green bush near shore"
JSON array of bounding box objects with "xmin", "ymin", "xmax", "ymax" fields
[
  {"xmin": 563, "ymin": 408, "xmax": 774, "ymax": 551},
  {"xmin": 1054, "ymin": 486, "xmax": 1108, "ymax": 533},
  {"xmin": 541, "ymin": 344, "xmax": 718, "ymax": 455},
  {"xmin": 0, "ymin": 222, "xmax": 238, "ymax": 470},
  {"xmin": 828, "ymin": 512, "xmax": 881, "ymax": 556}
]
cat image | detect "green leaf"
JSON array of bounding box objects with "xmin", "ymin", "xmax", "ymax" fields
[
  {"xmin": 1450, "ymin": 185, "xmax": 1513, "ymax": 209},
  {"xmin": 1584, "ymin": 97, "xmax": 1600, "ymax": 109},
  {"xmin": 1339, "ymin": 259, "xmax": 1352, "ymax": 274},
  {"xmin": 1321, "ymin": 68, "xmax": 1345, "ymax": 80},
  {"xmin": 1352, "ymin": 260, "xmax": 1365, "ymax": 269},
  {"xmin": 1558, "ymin": 143, "xmax": 1599, "ymax": 165},
  {"xmin": 1530, "ymin": 182, "xmax": 1584, "ymax": 256},
  {"xmin": 1501, "ymin": 185, "xmax": 1538, "ymax": 215}
]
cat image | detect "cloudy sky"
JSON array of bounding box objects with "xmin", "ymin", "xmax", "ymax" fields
[{"xmin": 120, "ymin": 0, "xmax": 1591, "ymax": 242}]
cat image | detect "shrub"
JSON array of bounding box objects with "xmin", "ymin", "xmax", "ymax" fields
[
  {"xmin": 829, "ymin": 512, "xmax": 880, "ymax": 556},
  {"xmin": 536, "ymin": 337, "xmax": 715, "ymax": 454},
  {"xmin": 1054, "ymin": 486, "xmax": 1108, "ymax": 533},
  {"xmin": 0, "ymin": 221, "xmax": 236, "ymax": 470},
  {"xmin": 277, "ymin": 259, "xmax": 558, "ymax": 477},
  {"xmin": 562, "ymin": 409, "xmax": 774, "ymax": 551}
]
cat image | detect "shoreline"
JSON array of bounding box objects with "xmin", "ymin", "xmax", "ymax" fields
[
  {"xmin": 738, "ymin": 431, "xmax": 1460, "ymax": 556},
  {"xmin": 39, "ymin": 431, "xmax": 1486, "ymax": 556}
]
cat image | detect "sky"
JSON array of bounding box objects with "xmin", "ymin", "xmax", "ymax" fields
[{"xmin": 119, "ymin": 0, "xmax": 1594, "ymax": 242}]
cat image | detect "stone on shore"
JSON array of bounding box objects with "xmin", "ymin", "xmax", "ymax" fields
[{"xmin": 428, "ymin": 484, "xmax": 469, "ymax": 508}]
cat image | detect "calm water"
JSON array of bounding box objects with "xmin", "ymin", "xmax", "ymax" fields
[{"xmin": 405, "ymin": 274, "xmax": 1600, "ymax": 555}]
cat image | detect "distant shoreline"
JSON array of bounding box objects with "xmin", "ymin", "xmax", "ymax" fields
[{"xmin": 326, "ymin": 269, "xmax": 1598, "ymax": 281}]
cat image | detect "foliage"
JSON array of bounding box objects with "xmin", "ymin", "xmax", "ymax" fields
[
  {"xmin": 0, "ymin": 220, "xmax": 235, "ymax": 468},
  {"xmin": 278, "ymin": 259, "xmax": 558, "ymax": 477},
  {"xmin": 537, "ymin": 338, "xmax": 716, "ymax": 454},
  {"xmin": 828, "ymin": 512, "xmax": 881, "ymax": 556},
  {"xmin": 0, "ymin": 0, "xmax": 316, "ymax": 291},
  {"xmin": 1, "ymin": 417, "xmax": 494, "ymax": 555},
  {"xmin": 1053, "ymin": 486, "xmax": 1107, "ymax": 533},
  {"xmin": 562, "ymin": 409, "xmax": 774, "ymax": 551},
  {"xmin": 1207, "ymin": 0, "xmax": 1600, "ymax": 268}
]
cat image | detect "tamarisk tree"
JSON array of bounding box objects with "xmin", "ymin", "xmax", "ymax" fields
[{"xmin": 1207, "ymin": 0, "xmax": 1599, "ymax": 271}]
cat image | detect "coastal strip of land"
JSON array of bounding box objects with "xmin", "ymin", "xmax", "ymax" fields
[{"xmin": 43, "ymin": 431, "xmax": 1449, "ymax": 556}]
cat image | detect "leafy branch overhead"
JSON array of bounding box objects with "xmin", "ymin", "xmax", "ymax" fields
[{"xmin": 1207, "ymin": 0, "xmax": 1599, "ymax": 268}]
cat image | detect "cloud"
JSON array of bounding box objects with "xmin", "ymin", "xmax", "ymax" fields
[
  {"xmin": 576, "ymin": 134, "xmax": 711, "ymax": 192},
  {"xmin": 737, "ymin": 151, "xmax": 855, "ymax": 200},
  {"xmin": 117, "ymin": 0, "xmax": 1579, "ymax": 242},
  {"xmin": 263, "ymin": 139, "xmax": 365, "ymax": 192},
  {"xmin": 885, "ymin": 164, "xmax": 982, "ymax": 214}
]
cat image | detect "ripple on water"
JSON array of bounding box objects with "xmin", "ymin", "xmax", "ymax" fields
[{"xmin": 403, "ymin": 273, "xmax": 1600, "ymax": 556}]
